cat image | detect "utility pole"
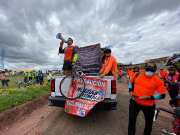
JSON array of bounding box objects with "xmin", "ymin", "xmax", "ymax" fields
[{"xmin": 0, "ymin": 48, "xmax": 5, "ymax": 70}]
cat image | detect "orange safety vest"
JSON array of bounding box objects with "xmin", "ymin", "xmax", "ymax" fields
[
  {"xmin": 132, "ymin": 73, "xmax": 167, "ymax": 106},
  {"xmin": 64, "ymin": 46, "xmax": 74, "ymax": 61}
]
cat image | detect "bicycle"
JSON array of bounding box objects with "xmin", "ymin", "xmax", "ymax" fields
[
  {"xmin": 17, "ymin": 79, "xmax": 36, "ymax": 88},
  {"xmin": 154, "ymin": 107, "xmax": 180, "ymax": 135},
  {"xmin": 59, "ymin": 64, "xmax": 86, "ymax": 100}
]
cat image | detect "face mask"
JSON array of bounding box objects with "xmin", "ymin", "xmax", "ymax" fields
[{"xmin": 145, "ymin": 71, "xmax": 154, "ymax": 77}]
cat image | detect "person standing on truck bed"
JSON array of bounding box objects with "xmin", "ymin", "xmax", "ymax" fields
[
  {"xmin": 58, "ymin": 37, "xmax": 78, "ymax": 75},
  {"xmin": 128, "ymin": 63, "xmax": 167, "ymax": 135},
  {"xmin": 99, "ymin": 48, "xmax": 118, "ymax": 79}
]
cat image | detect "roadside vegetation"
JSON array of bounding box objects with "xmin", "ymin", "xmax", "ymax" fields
[{"xmin": 0, "ymin": 75, "xmax": 49, "ymax": 112}]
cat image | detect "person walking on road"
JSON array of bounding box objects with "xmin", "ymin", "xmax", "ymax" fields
[
  {"xmin": 159, "ymin": 68, "xmax": 168, "ymax": 80},
  {"xmin": 164, "ymin": 66, "xmax": 179, "ymax": 106},
  {"xmin": 128, "ymin": 66, "xmax": 140, "ymax": 92},
  {"xmin": 127, "ymin": 67, "xmax": 134, "ymax": 81},
  {"xmin": 128, "ymin": 64, "xmax": 167, "ymax": 135},
  {"xmin": 37, "ymin": 70, "xmax": 44, "ymax": 85},
  {"xmin": 118, "ymin": 67, "xmax": 123, "ymax": 81}
]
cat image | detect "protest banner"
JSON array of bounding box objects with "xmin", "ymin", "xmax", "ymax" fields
[{"xmin": 65, "ymin": 76, "xmax": 108, "ymax": 117}]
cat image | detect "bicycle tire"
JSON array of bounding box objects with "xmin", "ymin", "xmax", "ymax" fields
[
  {"xmin": 59, "ymin": 75, "xmax": 86, "ymax": 100},
  {"xmin": 18, "ymin": 82, "xmax": 24, "ymax": 88}
]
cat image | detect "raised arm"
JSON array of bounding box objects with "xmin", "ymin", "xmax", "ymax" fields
[{"xmin": 58, "ymin": 40, "xmax": 65, "ymax": 54}]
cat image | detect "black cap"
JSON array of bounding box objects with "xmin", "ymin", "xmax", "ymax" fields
[
  {"xmin": 67, "ymin": 37, "xmax": 73, "ymax": 42},
  {"xmin": 104, "ymin": 48, "xmax": 111, "ymax": 54}
]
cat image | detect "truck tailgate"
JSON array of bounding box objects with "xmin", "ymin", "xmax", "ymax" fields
[{"xmin": 52, "ymin": 76, "xmax": 114, "ymax": 98}]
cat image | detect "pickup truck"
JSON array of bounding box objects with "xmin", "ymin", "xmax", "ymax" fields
[{"xmin": 48, "ymin": 44, "xmax": 117, "ymax": 111}]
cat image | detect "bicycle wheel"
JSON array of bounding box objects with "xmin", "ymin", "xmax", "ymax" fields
[
  {"xmin": 59, "ymin": 75, "xmax": 85, "ymax": 100},
  {"xmin": 18, "ymin": 81, "xmax": 25, "ymax": 88}
]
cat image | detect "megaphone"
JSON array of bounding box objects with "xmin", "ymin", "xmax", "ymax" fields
[{"xmin": 56, "ymin": 33, "xmax": 67, "ymax": 43}]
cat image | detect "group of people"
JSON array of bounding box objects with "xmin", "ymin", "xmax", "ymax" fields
[
  {"xmin": 58, "ymin": 36, "xmax": 118, "ymax": 78},
  {"xmin": 0, "ymin": 70, "xmax": 9, "ymax": 88},
  {"xmin": 24, "ymin": 70, "xmax": 44, "ymax": 85},
  {"xmin": 126, "ymin": 64, "xmax": 179, "ymax": 135},
  {"xmin": 58, "ymin": 37, "xmax": 179, "ymax": 135}
]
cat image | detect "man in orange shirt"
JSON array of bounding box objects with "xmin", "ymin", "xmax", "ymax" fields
[
  {"xmin": 99, "ymin": 48, "xmax": 118, "ymax": 79},
  {"xmin": 59, "ymin": 37, "xmax": 77, "ymax": 75},
  {"xmin": 128, "ymin": 64, "xmax": 167, "ymax": 135},
  {"xmin": 127, "ymin": 67, "xmax": 134, "ymax": 80}
]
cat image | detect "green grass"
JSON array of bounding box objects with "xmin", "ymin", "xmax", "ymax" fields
[
  {"xmin": 0, "ymin": 85, "xmax": 49, "ymax": 112},
  {"xmin": 9, "ymin": 75, "xmax": 24, "ymax": 88}
]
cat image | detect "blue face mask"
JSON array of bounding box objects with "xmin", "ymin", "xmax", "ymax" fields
[{"xmin": 145, "ymin": 71, "xmax": 154, "ymax": 77}]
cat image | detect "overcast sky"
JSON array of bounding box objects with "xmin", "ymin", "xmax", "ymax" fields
[{"xmin": 0, "ymin": 0, "xmax": 180, "ymax": 69}]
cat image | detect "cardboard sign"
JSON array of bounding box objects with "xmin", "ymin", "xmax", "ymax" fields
[
  {"xmin": 77, "ymin": 44, "xmax": 102, "ymax": 73},
  {"xmin": 65, "ymin": 76, "xmax": 107, "ymax": 117}
]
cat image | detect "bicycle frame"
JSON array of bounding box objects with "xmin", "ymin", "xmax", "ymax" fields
[{"xmin": 72, "ymin": 64, "xmax": 84, "ymax": 77}]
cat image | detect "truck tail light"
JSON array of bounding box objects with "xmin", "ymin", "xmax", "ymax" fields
[
  {"xmin": 50, "ymin": 79, "xmax": 55, "ymax": 92},
  {"xmin": 111, "ymin": 80, "xmax": 117, "ymax": 94}
]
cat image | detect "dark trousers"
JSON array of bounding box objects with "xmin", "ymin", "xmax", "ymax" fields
[
  {"xmin": 169, "ymin": 89, "xmax": 179, "ymax": 106},
  {"xmin": 128, "ymin": 99, "xmax": 155, "ymax": 135},
  {"xmin": 1, "ymin": 80, "xmax": 9, "ymax": 87},
  {"xmin": 168, "ymin": 89, "xmax": 179, "ymax": 100}
]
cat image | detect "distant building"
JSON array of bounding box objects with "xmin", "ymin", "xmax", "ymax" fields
[
  {"xmin": 145, "ymin": 56, "xmax": 169, "ymax": 64},
  {"xmin": 121, "ymin": 56, "xmax": 169, "ymax": 69},
  {"xmin": 145, "ymin": 56, "xmax": 169, "ymax": 69}
]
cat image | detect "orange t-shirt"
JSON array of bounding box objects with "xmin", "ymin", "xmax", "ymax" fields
[
  {"xmin": 100, "ymin": 55, "xmax": 118, "ymax": 79},
  {"xmin": 132, "ymin": 73, "xmax": 167, "ymax": 106},
  {"xmin": 127, "ymin": 69, "xmax": 134, "ymax": 80}
]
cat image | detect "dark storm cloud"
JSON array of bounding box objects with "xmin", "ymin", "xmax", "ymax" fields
[
  {"xmin": 131, "ymin": 0, "xmax": 180, "ymax": 19},
  {"xmin": 103, "ymin": 0, "xmax": 180, "ymax": 25},
  {"xmin": 0, "ymin": 0, "xmax": 180, "ymax": 68}
]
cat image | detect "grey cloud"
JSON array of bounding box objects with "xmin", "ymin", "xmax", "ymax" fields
[
  {"xmin": 101, "ymin": 0, "xmax": 180, "ymax": 27},
  {"xmin": 131, "ymin": 0, "xmax": 180, "ymax": 19},
  {"xmin": 0, "ymin": 29, "xmax": 24, "ymax": 48}
]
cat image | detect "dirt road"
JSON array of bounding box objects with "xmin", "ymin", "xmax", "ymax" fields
[{"xmin": 0, "ymin": 82, "xmax": 172, "ymax": 135}]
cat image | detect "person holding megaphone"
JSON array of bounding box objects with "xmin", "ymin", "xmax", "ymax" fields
[{"xmin": 57, "ymin": 33, "xmax": 78, "ymax": 75}]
